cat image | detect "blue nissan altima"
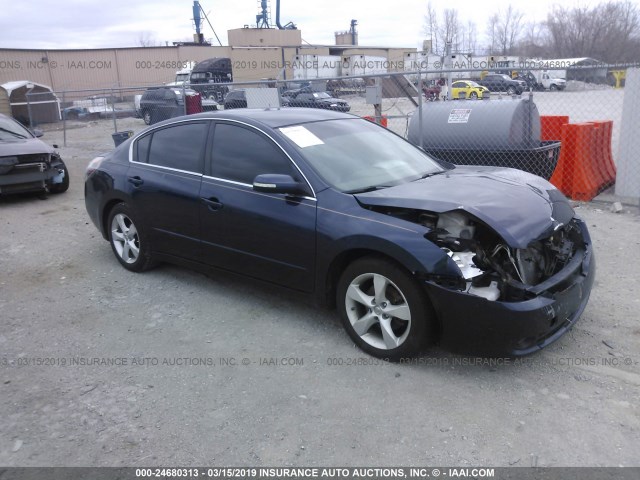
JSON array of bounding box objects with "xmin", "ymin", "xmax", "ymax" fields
[{"xmin": 85, "ymin": 109, "xmax": 595, "ymax": 359}]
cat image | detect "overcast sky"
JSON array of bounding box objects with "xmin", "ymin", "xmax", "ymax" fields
[{"xmin": 1, "ymin": 0, "xmax": 581, "ymax": 51}]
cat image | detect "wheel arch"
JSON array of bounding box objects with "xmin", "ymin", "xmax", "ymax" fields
[
  {"xmin": 101, "ymin": 198, "xmax": 127, "ymax": 239},
  {"xmin": 320, "ymin": 241, "xmax": 447, "ymax": 309}
]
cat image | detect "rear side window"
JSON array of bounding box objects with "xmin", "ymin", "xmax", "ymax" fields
[
  {"xmin": 136, "ymin": 134, "xmax": 151, "ymax": 163},
  {"xmin": 210, "ymin": 123, "xmax": 294, "ymax": 184},
  {"xmin": 143, "ymin": 122, "xmax": 208, "ymax": 173}
]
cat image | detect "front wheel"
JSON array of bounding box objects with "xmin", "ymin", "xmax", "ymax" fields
[
  {"xmin": 142, "ymin": 110, "xmax": 152, "ymax": 125},
  {"xmin": 337, "ymin": 257, "xmax": 435, "ymax": 360},
  {"xmin": 470, "ymin": 91, "xmax": 478, "ymax": 99},
  {"xmin": 550, "ymin": 84, "xmax": 558, "ymax": 91},
  {"xmin": 507, "ymin": 86, "xmax": 516, "ymax": 95},
  {"xmin": 107, "ymin": 203, "xmax": 156, "ymax": 272}
]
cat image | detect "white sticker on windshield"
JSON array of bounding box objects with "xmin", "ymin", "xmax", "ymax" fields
[{"xmin": 280, "ymin": 126, "xmax": 324, "ymax": 148}]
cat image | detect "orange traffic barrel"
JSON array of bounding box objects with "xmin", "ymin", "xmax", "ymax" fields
[{"xmin": 540, "ymin": 115, "xmax": 569, "ymax": 142}]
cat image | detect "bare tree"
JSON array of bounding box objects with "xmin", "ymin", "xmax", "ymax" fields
[
  {"xmin": 545, "ymin": 0, "xmax": 640, "ymax": 62},
  {"xmin": 517, "ymin": 21, "xmax": 547, "ymax": 57},
  {"xmin": 495, "ymin": 6, "xmax": 524, "ymax": 55},
  {"xmin": 486, "ymin": 14, "xmax": 499, "ymax": 54},
  {"xmin": 422, "ymin": 5, "xmax": 460, "ymax": 54},
  {"xmin": 464, "ymin": 20, "xmax": 478, "ymax": 53},
  {"xmin": 439, "ymin": 9, "xmax": 460, "ymax": 52},
  {"xmin": 423, "ymin": 2, "xmax": 439, "ymax": 53},
  {"xmin": 138, "ymin": 32, "xmax": 160, "ymax": 47}
]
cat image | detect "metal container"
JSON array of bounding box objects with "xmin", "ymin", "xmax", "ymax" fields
[{"xmin": 408, "ymin": 97, "xmax": 560, "ymax": 179}]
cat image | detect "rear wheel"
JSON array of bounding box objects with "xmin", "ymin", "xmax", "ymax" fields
[
  {"xmin": 337, "ymin": 257, "xmax": 435, "ymax": 360},
  {"xmin": 107, "ymin": 203, "xmax": 156, "ymax": 272}
]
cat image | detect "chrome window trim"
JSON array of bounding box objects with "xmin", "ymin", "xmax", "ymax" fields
[
  {"xmin": 128, "ymin": 116, "xmax": 317, "ymax": 198},
  {"xmin": 210, "ymin": 118, "xmax": 316, "ymax": 198},
  {"xmin": 129, "ymin": 161, "xmax": 203, "ymax": 178},
  {"xmin": 202, "ymin": 175, "xmax": 317, "ymax": 203},
  {"xmin": 128, "ymin": 118, "xmax": 209, "ymax": 175}
]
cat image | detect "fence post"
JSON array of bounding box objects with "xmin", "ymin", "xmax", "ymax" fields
[
  {"xmin": 417, "ymin": 62, "xmax": 424, "ymax": 150},
  {"xmin": 615, "ymin": 67, "xmax": 640, "ymax": 200},
  {"xmin": 111, "ymin": 88, "xmax": 117, "ymax": 133},
  {"xmin": 182, "ymin": 83, "xmax": 187, "ymax": 116},
  {"xmin": 26, "ymin": 84, "xmax": 34, "ymax": 128},
  {"xmin": 62, "ymin": 90, "xmax": 67, "ymax": 147},
  {"xmin": 445, "ymin": 42, "xmax": 453, "ymax": 99},
  {"xmin": 374, "ymin": 77, "xmax": 382, "ymax": 125}
]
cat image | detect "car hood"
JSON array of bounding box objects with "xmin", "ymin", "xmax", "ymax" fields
[
  {"xmin": 0, "ymin": 137, "xmax": 54, "ymax": 156},
  {"xmin": 354, "ymin": 166, "xmax": 574, "ymax": 248}
]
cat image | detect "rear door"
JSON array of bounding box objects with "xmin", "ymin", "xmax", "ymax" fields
[
  {"xmin": 127, "ymin": 120, "xmax": 209, "ymax": 260},
  {"xmin": 199, "ymin": 121, "xmax": 317, "ymax": 291}
]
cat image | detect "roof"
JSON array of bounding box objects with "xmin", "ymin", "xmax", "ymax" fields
[
  {"xmin": 1, "ymin": 81, "xmax": 54, "ymax": 96},
  {"xmin": 191, "ymin": 57, "xmax": 232, "ymax": 73},
  {"xmin": 154, "ymin": 108, "xmax": 357, "ymax": 129}
]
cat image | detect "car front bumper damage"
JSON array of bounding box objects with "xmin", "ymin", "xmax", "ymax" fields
[{"xmin": 424, "ymin": 220, "xmax": 596, "ymax": 356}]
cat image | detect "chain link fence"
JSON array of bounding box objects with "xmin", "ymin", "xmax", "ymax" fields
[{"xmin": 22, "ymin": 66, "xmax": 640, "ymax": 202}]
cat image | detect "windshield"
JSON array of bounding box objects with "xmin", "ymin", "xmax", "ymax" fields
[
  {"xmin": 313, "ymin": 92, "xmax": 331, "ymax": 99},
  {"xmin": 279, "ymin": 119, "xmax": 445, "ymax": 193},
  {"xmin": 0, "ymin": 116, "xmax": 33, "ymax": 141}
]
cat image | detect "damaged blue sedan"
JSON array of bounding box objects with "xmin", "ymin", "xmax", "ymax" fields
[{"xmin": 85, "ymin": 109, "xmax": 595, "ymax": 359}]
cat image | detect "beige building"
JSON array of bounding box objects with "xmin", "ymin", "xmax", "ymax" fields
[{"xmin": 0, "ymin": 28, "xmax": 415, "ymax": 92}]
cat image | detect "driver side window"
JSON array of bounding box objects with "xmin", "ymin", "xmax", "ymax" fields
[{"xmin": 210, "ymin": 123, "xmax": 295, "ymax": 184}]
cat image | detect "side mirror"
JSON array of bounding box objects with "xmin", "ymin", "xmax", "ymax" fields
[{"xmin": 253, "ymin": 174, "xmax": 308, "ymax": 196}]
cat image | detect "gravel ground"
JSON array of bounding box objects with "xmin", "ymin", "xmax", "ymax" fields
[{"xmin": 0, "ymin": 112, "xmax": 639, "ymax": 467}]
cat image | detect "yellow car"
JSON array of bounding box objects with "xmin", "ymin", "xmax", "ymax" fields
[{"xmin": 451, "ymin": 80, "xmax": 490, "ymax": 99}]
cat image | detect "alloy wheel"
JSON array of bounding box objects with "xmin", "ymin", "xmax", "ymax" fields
[{"xmin": 344, "ymin": 272, "xmax": 412, "ymax": 350}]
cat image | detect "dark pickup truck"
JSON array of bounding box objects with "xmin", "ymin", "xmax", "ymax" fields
[{"xmin": 478, "ymin": 74, "xmax": 525, "ymax": 95}]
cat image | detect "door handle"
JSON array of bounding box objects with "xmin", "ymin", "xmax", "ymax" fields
[
  {"xmin": 128, "ymin": 176, "xmax": 144, "ymax": 187},
  {"xmin": 200, "ymin": 196, "xmax": 223, "ymax": 211}
]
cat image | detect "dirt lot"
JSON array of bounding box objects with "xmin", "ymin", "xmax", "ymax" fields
[{"xmin": 1, "ymin": 111, "xmax": 639, "ymax": 467}]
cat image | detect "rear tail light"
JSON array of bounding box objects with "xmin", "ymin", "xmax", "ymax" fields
[{"xmin": 85, "ymin": 156, "xmax": 105, "ymax": 180}]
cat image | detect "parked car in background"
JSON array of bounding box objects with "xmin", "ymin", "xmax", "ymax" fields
[
  {"xmin": 286, "ymin": 91, "xmax": 350, "ymax": 112},
  {"xmin": 222, "ymin": 89, "xmax": 247, "ymax": 109},
  {"xmin": 537, "ymin": 72, "xmax": 567, "ymax": 91},
  {"xmin": 223, "ymin": 89, "xmax": 289, "ymax": 109},
  {"xmin": 478, "ymin": 74, "xmax": 525, "ymax": 95},
  {"xmin": 421, "ymin": 79, "xmax": 443, "ymax": 101},
  {"xmin": 450, "ymin": 80, "xmax": 490, "ymax": 99},
  {"xmin": 139, "ymin": 87, "xmax": 198, "ymax": 125},
  {"xmin": 85, "ymin": 109, "xmax": 594, "ymax": 359},
  {"xmin": 0, "ymin": 113, "xmax": 69, "ymax": 195}
]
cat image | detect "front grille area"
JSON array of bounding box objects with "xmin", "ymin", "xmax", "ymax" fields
[{"xmin": 17, "ymin": 153, "xmax": 50, "ymax": 164}]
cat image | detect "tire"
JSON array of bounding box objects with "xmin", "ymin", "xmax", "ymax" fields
[
  {"xmin": 336, "ymin": 256, "xmax": 435, "ymax": 360},
  {"xmin": 142, "ymin": 110, "xmax": 152, "ymax": 125},
  {"xmin": 550, "ymin": 84, "xmax": 558, "ymax": 91},
  {"xmin": 107, "ymin": 203, "xmax": 156, "ymax": 272},
  {"xmin": 507, "ymin": 86, "xmax": 516, "ymax": 95},
  {"xmin": 48, "ymin": 160, "xmax": 69, "ymax": 194},
  {"xmin": 470, "ymin": 91, "xmax": 478, "ymax": 99}
]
